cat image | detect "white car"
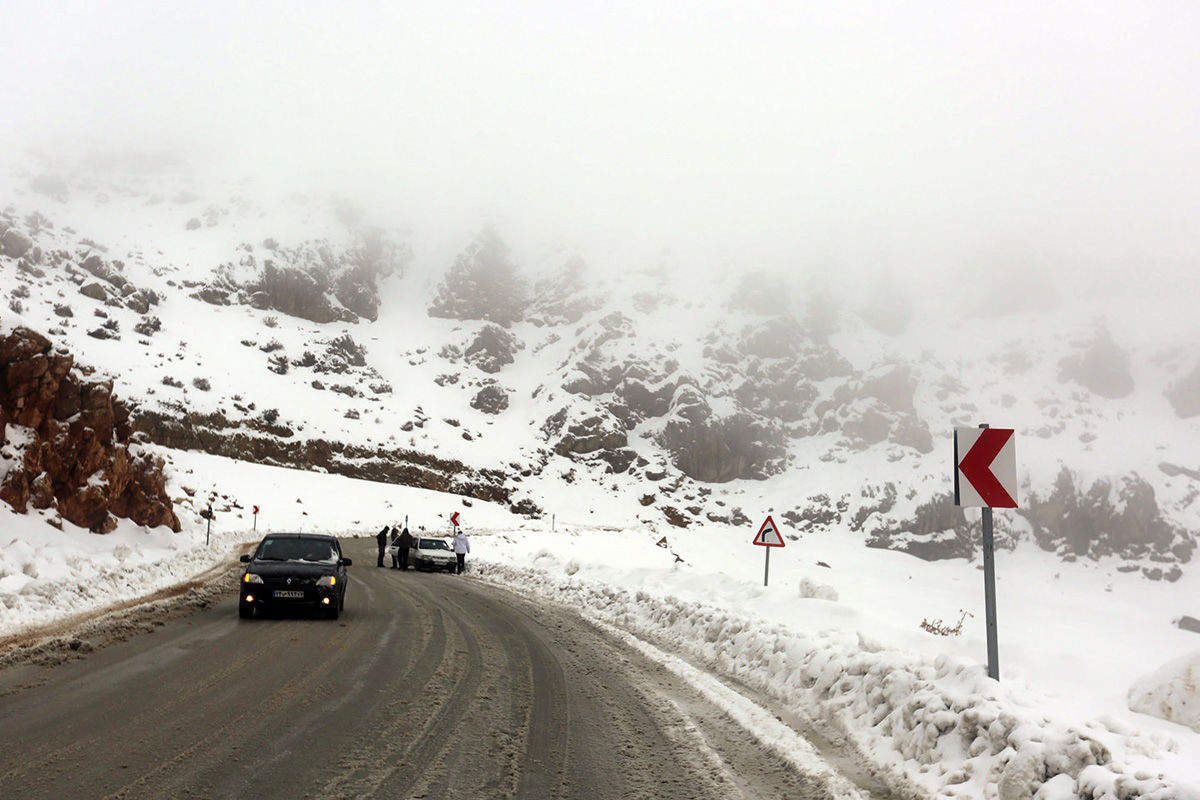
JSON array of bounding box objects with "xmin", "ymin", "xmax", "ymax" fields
[{"xmin": 389, "ymin": 537, "xmax": 456, "ymax": 571}]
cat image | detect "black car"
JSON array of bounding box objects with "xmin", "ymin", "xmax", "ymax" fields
[{"xmin": 238, "ymin": 533, "xmax": 352, "ymax": 619}]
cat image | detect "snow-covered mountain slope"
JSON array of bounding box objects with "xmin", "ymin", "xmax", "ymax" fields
[
  {"xmin": 4, "ymin": 157, "xmax": 1199, "ymax": 573},
  {"xmin": 4, "ymin": 156, "xmax": 1200, "ymax": 798}
]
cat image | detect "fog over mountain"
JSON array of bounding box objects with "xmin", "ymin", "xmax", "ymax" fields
[{"xmin": 5, "ymin": 1, "xmax": 1200, "ymax": 302}]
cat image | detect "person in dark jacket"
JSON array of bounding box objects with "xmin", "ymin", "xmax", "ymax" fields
[
  {"xmin": 397, "ymin": 527, "xmax": 414, "ymax": 570},
  {"xmin": 376, "ymin": 525, "xmax": 389, "ymax": 567}
]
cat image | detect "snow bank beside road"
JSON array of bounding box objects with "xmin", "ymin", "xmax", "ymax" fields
[
  {"xmin": 1129, "ymin": 654, "xmax": 1200, "ymax": 735},
  {"xmin": 477, "ymin": 555, "xmax": 1197, "ymax": 800}
]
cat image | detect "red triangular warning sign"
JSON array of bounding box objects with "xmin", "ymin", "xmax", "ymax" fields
[{"xmin": 752, "ymin": 515, "xmax": 785, "ymax": 547}]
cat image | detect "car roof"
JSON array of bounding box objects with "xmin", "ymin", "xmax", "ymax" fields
[{"xmin": 257, "ymin": 533, "xmax": 339, "ymax": 541}]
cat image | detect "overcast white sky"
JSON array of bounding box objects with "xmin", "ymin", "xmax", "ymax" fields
[{"xmin": 3, "ymin": 1, "xmax": 1199, "ymax": 293}]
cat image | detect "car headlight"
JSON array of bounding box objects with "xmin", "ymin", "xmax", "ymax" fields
[
  {"xmin": 243, "ymin": 573, "xmax": 264, "ymax": 584},
  {"xmin": 317, "ymin": 575, "xmax": 336, "ymax": 587}
]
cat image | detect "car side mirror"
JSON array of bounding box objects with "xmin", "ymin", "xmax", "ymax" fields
[
  {"xmin": 339, "ymin": 557, "xmax": 353, "ymax": 567},
  {"xmin": 240, "ymin": 554, "xmax": 252, "ymax": 563}
]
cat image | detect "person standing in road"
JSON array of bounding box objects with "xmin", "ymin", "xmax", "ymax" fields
[
  {"xmin": 389, "ymin": 525, "xmax": 402, "ymax": 568},
  {"xmin": 376, "ymin": 524, "xmax": 389, "ymax": 567},
  {"xmin": 398, "ymin": 526, "xmax": 414, "ymax": 570},
  {"xmin": 452, "ymin": 528, "xmax": 470, "ymax": 574}
]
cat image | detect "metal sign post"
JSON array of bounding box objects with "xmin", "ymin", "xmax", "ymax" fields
[
  {"xmin": 981, "ymin": 502, "xmax": 999, "ymax": 680},
  {"xmin": 752, "ymin": 516, "xmax": 785, "ymax": 587},
  {"xmin": 954, "ymin": 422, "xmax": 1018, "ymax": 682}
]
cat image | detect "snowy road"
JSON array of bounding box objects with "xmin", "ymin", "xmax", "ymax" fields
[{"xmin": 0, "ymin": 537, "xmax": 879, "ymax": 800}]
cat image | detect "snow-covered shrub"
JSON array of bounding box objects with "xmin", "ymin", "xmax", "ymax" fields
[{"xmin": 797, "ymin": 576, "xmax": 838, "ymax": 601}]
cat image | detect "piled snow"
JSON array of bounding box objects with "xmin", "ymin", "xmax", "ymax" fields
[
  {"xmin": 1129, "ymin": 654, "xmax": 1200, "ymax": 735},
  {"xmin": 473, "ymin": 528, "xmax": 1200, "ymax": 799}
]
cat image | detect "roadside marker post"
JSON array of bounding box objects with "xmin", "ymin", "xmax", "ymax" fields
[
  {"xmin": 954, "ymin": 424, "xmax": 1019, "ymax": 682},
  {"xmin": 752, "ymin": 515, "xmax": 786, "ymax": 586},
  {"xmin": 252, "ymin": 504, "xmax": 259, "ymax": 533}
]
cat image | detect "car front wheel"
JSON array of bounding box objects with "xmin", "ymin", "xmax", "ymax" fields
[{"xmin": 239, "ymin": 601, "xmax": 254, "ymax": 620}]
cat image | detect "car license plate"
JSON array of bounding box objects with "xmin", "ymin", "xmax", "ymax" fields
[{"xmin": 273, "ymin": 590, "xmax": 304, "ymax": 599}]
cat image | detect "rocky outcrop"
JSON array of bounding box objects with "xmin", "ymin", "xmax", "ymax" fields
[
  {"xmin": 465, "ymin": 324, "xmax": 522, "ymax": 373},
  {"xmin": 428, "ymin": 227, "xmax": 528, "ymax": 327},
  {"xmin": 528, "ymin": 257, "xmax": 604, "ymax": 326},
  {"xmin": 0, "ymin": 326, "xmax": 180, "ymax": 532},
  {"xmin": 1058, "ymin": 326, "xmax": 1134, "ymax": 399},
  {"xmin": 1166, "ymin": 360, "xmax": 1200, "ymax": 418},
  {"xmin": 131, "ymin": 407, "xmax": 509, "ymax": 504},
  {"xmin": 470, "ymin": 383, "xmax": 509, "ymax": 415},
  {"xmin": 544, "ymin": 408, "xmax": 628, "ymax": 458},
  {"xmin": 727, "ymin": 271, "xmax": 790, "ymax": 316},
  {"xmin": 865, "ymin": 493, "xmax": 974, "ymax": 561},
  {"xmin": 201, "ymin": 233, "xmax": 407, "ymax": 325},
  {"xmin": 658, "ymin": 384, "xmax": 786, "ymax": 482},
  {"xmin": 1, "ymin": 228, "xmax": 34, "ymax": 259},
  {"xmin": 1022, "ymin": 468, "xmax": 1193, "ymax": 570}
]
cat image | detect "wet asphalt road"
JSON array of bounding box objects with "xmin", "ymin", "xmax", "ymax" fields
[{"xmin": 0, "ymin": 537, "xmax": 849, "ymax": 800}]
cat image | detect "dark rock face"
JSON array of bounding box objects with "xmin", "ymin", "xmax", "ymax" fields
[
  {"xmin": 528, "ymin": 257, "xmax": 603, "ymax": 325},
  {"xmin": 0, "ymin": 327, "xmax": 180, "ymax": 532},
  {"xmin": 859, "ymin": 278, "xmax": 913, "ymax": 335},
  {"xmin": 256, "ymin": 263, "xmax": 350, "ymax": 324},
  {"xmin": 465, "ymin": 324, "xmax": 521, "ymax": 374},
  {"xmin": 80, "ymin": 282, "xmax": 110, "ymax": 301},
  {"xmin": 739, "ymin": 316, "xmax": 804, "ymax": 360},
  {"xmin": 865, "ymin": 492, "xmax": 974, "ymax": 561},
  {"xmin": 551, "ymin": 412, "xmax": 628, "ymax": 457},
  {"xmin": 1022, "ymin": 468, "xmax": 1194, "ymax": 565},
  {"xmin": 1166, "ymin": 361, "xmax": 1200, "ymax": 418},
  {"xmin": 429, "ymin": 227, "xmax": 528, "ymax": 327},
  {"xmin": 470, "ymin": 384, "xmax": 509, "ymax": 415},
  {"xmin": 1, "ymin": 228, "xmax": 34, "ymax": 259},
  {"xmin": 814, "ymin": 366, "xmax": 933, "ymax": 454},
  {"xmin": 727, "ymin": 271, "xmax": 790, "ymax": 316},
  {"xmin": 131, "ymin": 408, "xmax": 509, "ymax": 505},
  {"xmin": 659, "ymin": 392, "xmax": 786, "ymax": 482},
  {"xmin": 1057, "ymin": 327, "xmax": 1134, "ymax": 399}
]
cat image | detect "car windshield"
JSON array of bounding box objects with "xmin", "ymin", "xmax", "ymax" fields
[
  {"xmin": 418, "ymin": 538, "xmax": 450, "ymax": 550},
  {"xmin": 256, "ymin": 538, "xmax": 338, "ymax": 563}
]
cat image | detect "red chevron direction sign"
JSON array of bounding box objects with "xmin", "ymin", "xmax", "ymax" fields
[
  {"xmin": 752, "ymin": 515, "xmax": 785, "ymax": 547},
  {"xmin": 954, "ymin": 427, "xmax": 1018, "ymax": 508},
  {"xmin": 450, "ymin": 511, "xmax": 460, "ymax": 527}
]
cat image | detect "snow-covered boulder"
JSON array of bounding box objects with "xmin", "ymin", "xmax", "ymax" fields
[{"xmin": 1128, "ymin": 651, "xmax": 1200, "ymax": 732}]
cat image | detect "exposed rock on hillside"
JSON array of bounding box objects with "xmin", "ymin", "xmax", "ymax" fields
[
  {"xmin": 0, "ymin": 325, "xmax": 180, "ymax": 532},
  {"xmin": 203, "ymin": 233, "xmax": 408, "ymax": 324},
  {"xmin": 1058, "ymin": 326, "xmax": 1134, "ymax": 399},
  {"xmin": 470, "ymin": 383, "xmax": 509, "ymax": 415},
  {"xmin": 1022, "ymin": 468, "xmax": 1193, "ymax": 575},
  {"xmin": 726, "ymin": 271, "xmax": 790, "ymax": 316},
  {"xmin": 659, "ymin": 383, "xmax": 786, "ymax": 482},
  {"xmin": 865, "ymin": 492, "xmax": 974, "ymax": 561},
  {"xmin": 816, "ymin": 366, "xmax": 933, "ymax": 453},
  {"xmin": 428, "ymin": 227, "xmax": 528, "ymax": 327},
  {"xmin": 1166, "ymin": 360, "xmax": 1200, "ymax": 418},
  {"xmin": 131, "ymin": 407, "xmax": 509, "ymax": 504},
  {"xmin": 465, "ymin": 324, "xmax": 522, "ymax": 374},
  {"xmin": 543, "ymin": 406, "xmax": 628, "ymax": 458},
  {"xmin": 528, "ymin": 257, "xmax": 603, "ymax": 326},
  {"xmin": 1, "ymin": 228, "xmax": 34, "ymax": 259}
]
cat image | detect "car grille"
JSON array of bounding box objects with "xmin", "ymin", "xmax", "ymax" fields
[{"xmin": 265, "ymin": 575, "xmax": 318, "ymax": 587}]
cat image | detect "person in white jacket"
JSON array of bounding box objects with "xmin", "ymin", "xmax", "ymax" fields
[{"xmin": 452, "ymin": 529, "xmax": 470, "ymax": 574}]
